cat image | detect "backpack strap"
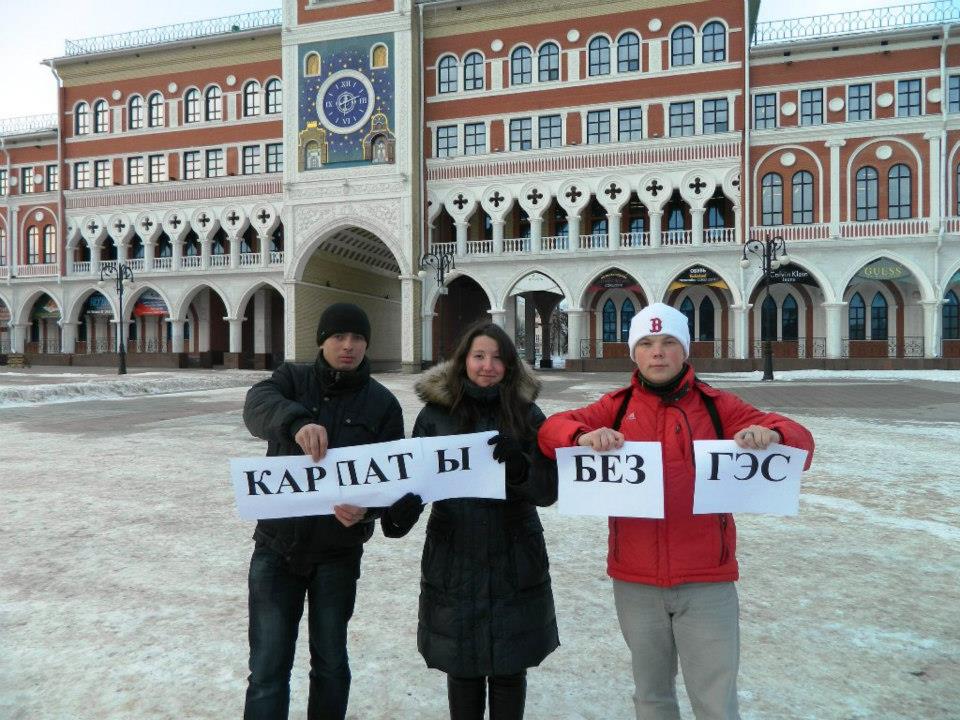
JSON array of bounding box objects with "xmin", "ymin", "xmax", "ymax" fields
[
  {"xmin": 696, "ymin": 380, "xmax": 724, "ymax": 439},
  {"xmin": 612, "ymin": 387, "xmax": 633, "ymax": 431}
]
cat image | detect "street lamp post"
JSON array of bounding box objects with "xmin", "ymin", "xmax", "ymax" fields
[
  {"xmin": 418, "ymin": 250, "xmax": 455, "ymax": 362},
  {"xmin": 740, "ymin": 234, "xmax": 790, "ymax": 381},
  {"xmin": 99, "ymin": 262, "xmax": 135, "ymax": 375}
]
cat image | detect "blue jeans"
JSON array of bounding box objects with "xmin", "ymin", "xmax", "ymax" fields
[{"xmin": 244, "ymin": 544, "xmax": 362, "ymax": 720}]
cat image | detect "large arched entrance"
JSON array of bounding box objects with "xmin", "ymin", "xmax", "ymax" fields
[
  {"xmin": 943, "ymin": 270, "xmax": 960, "ymax": 358},
  {"xmin": 841, "ymin": 257, "xmax": 925, "ymax": 358},
  {"xmin": 666, "ymin": 265, "xmax": 734, "ymax": 359},
  {"xmin": 504, "ymin": 272, "xmax": 564, "ymax": 368},
  {"xmin": 178, "ymin": 284, "xmax": 230, "ymax": 366},
  {"xmin": 747, "ymin": 263, "xmax": 828, "ymax": 360},
  {"xmin": 75, "ymin": 290, "xmax": 115, "ymax": 355},
  {"xmin": 128, "ymin": 288, "xmax": 172, "ymax": 355},
  {"xmin": 0, "ymin": 297, "xmax": 10, "ymax": 353},
  {"xmin": 432, "ymin": 275, "xmax": 491, "ymax": 361},
  {"xmin": 237, "ymin": 283, "xmax": 286, "ymax": 369},
  {"xmin": 580, "ymin": 269, "xmax": 646, "ymax": 361},
  {"xmin": 26, "ymin": 294, "xmax": 62, "ymax": 355}
]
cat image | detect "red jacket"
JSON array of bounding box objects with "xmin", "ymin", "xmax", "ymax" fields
[{"xmin": 538, "ymin": 365, "xmax": 814, "ymax": 587}]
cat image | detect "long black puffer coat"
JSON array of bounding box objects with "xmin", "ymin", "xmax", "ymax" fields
[{"xmin": 412, "ymin": 361, "xmax": 560, "ymax": 678}]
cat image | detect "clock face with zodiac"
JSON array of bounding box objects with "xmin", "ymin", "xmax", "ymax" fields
[{"xmin": 317, "ymin": 70, "xmax": 376, "ymax": 134}]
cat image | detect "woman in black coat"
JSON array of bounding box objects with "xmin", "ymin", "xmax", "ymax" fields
[{"xmin": 411, "ymin": 321, "xmax": 559, "ymax": 720}]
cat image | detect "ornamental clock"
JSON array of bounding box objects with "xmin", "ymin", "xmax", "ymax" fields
[{"xmin": 317, "ymin": 70, "xmax": 376, "ymax": 134}]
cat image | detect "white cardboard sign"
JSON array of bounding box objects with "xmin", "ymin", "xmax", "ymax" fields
[
  {"xmin": 230, "ymin": 431, "xmax": 502, "ymax": 520},
  {"xmin": 692, "ymin": 440, "xmax": 808, "ymax": 516},
  {"xmin": 556, "ymin": 442, "xmax": 664, "ymax": 518}
]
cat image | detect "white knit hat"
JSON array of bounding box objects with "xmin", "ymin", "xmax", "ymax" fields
[{"xmin": 627, "ymin": 302, "xmax": 691, "ymax": 357}]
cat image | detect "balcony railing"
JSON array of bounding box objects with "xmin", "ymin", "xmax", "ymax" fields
[
  {"xmin": 181, "ymin": 256, "xmax": 202, "ymax": 269},
  {"xmin": 64, "ymin": 176, "xmax": 283, "ymax": 211},
  {"xmin": 154, "ymin": 257, "xmax": 172, "ymax": 270},
  {"xmin": 750, "ymin": 224, "xmax": 831, "ymax": 241},
  {"xmin": 239, "ymin": 253, "xmax": 260, "ymax": 267},
  {"xmin": 662, "ymin": 230, "xmax": 693, "ymax": 246},
  {"xmin": 466, "ymin": 240, "xmax": 493, "ymax": 255},
  {"xmin": 126, "ymin": 258, "xmax": 145, "ymax": 271},
  {"xmin": 211, "ymin": 254, "xmax": 231, "ymax": 268},
  {"xmin": 840, "ymin": 218, "xmax": 930, "ymax": 238},
  {"xmin": 621, "ymin": 231, "xmax": 650, "ymax": 248},
  {"xmin": 503, "ymin": 238, "xmax": 531, "ymax": 253},
  {"xmin": 945, "ymin": 217, "xmax": 960, "ymax": 233},
  {"xmin": 0, "ymin": 266, "xmax": 9, "ymax": 280},
  {"xmin": 0, "ymin": 114, "xmax": 58, "ymax": 136},
  {"xmin": 541, "ymin": 235, "xmax": 568, "ymax": 251},
  {"xmin": 269, "ymin": 251, "xmax": 284, "ymax": 265},
  {"xmin": 14, "ymin": 264, "xmax": 59, "ymax": 278},
  {"xmin": 430, "ymin": 242, "xmax": 457, "ymax": 256},
  {"xmin": 579, "ymin": 233, "xmax": 609, "ymax": 250},
  {"xmin": 704, "ymin": 227, "xmax": 737, "ymax": 244}
]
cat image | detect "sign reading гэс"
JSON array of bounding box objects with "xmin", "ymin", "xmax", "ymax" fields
[
  {"xmin": 230, "ymin": 431, "xmax": 502, "ymax": 520},
  {"xmin": 555, "ymin": 443, "xmax": 665, "ymax": 518}
]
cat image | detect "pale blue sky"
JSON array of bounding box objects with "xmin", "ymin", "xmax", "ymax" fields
[{"xmin": 0, "ymin": 0, "xmax": 904, "ymax": 120}]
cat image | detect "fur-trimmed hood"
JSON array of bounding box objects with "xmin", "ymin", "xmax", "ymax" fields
[{"xmin": 415, "ymin": 360, "xmax": 541, "ymax": 408}]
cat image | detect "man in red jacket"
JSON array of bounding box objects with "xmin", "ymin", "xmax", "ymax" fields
[{"xmin": 538, "ymin": 302, "xmax": 814, "ymax": 720}]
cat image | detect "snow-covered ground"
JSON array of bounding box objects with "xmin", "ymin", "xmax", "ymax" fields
[{"xmin": 1, "ymin": 368, "xmax": 958, "ymax": 719}]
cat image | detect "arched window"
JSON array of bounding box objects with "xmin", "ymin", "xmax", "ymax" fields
[
  {"xmin": 782, "ymin": 294, "xmax": 798, "ymax": 341},
  {"xmin": 438, "ymin": 55, "xmax": 458, "ymax": 94},
  {"xmin": 706, "ymin": 202, "xmax": 725, "ymax": 229},
  {"xmin": 147, "ymin": 93, "xmax": 164, "ymax": 128},
  {"xmin": 617, "ymin": 32, "xmax": 640, "ymax": 72},
  {"xmin": 856, "ymin": 166, "xmax": 879, "ymax": 221},
  {"xmin": 304, "ymin": 53, "xmax": 320, "ymax": 76},
  {"xmin": 871, "ymin": 292, "xmax": 888, "ymax": 341},
  {"xmin": 463, "ymin": 52, "xmax": 484, "ymax": 90},
  {"xmin": 888, "ymin": 164, "xmax": 912, "ymax": 219},
  {"xmin": 761, "ymin": 172, "xmax": 783, "ymax": 226},
  {"xmin": 699, "ymin": 297, "xmax": 715, "ymax": 341},
  {"xmin": 538, "ymin": 43, "xmax": 559, "ymax": 82},
  {"xmin": 849, "ymin": 293, "xmax": 866, "ymax": 340},
  {"xmin": 371, "ymin": 44, "xmax": 388, "ymax": 69},
  {"xmin": 75, "ymin": 102, "xmax": 90, "ymax": 135},
  {"xmin": 792, "ymin": 171, "xmax": 814, "ymax": 224},
  {"xmin": 702, "ymin": 21, "xmax": 726, "ymax": 63},
  {"xmin": 184, "ymin": 89, "xmax": 200, "ymax": 124},
  {"xmin": 944, "ymin": 290, "xmax": 959, "ymax": 340},
  {"xmin": 680, "ymin": 297, "xmax": 695, "ymax": 339},
  {"xmin": 27, "ymin": 226, "xmax": 40, "ymax": 264},
  {"xmin": 0, "ymin": 228, "xmax": 6, "ymax": 265},
  {"xmin": 265, "ymin": 79, "xmax": 282, "ymax": 114},
  {"xmin": 243, "ymin": 81, "xmax": 261, "ymax": 117},
  {"xmin": 671, "ymin": 26, "xmax": 695, "ymax": 66},
  {"xmin": 93, "ymin": 100, "xmax": 109, "ymax": 133},
  {"xmin": 128, "ymin": 95, "xmax": 144, "ymax": 130},
  {"xmin": 42, "ymin": 225, "xmax": 57, "ymax": 263},
  {"xmin": 588, "ymin": 36, "xmax": 611, "ymax": 76},
  {"xmin": 602, "ymin": 299, "xmax": 617, "ymax": 341},
  {"xmin": 667, "ymin": 207, "xmax": 685, "ymax": 231},
  {"xmin": 620, "ymin": 298, "xmax": 636, "ymax": 342},
  {"xmin": 761, "ymin": 295, "xmax": 777, "ymax": 341},
  {"xmin": 205, "ymin": 86, "xmax": 222, "ymax": 121},
  {"xmin": 511, "ymin": 47, "xmax": 532, "ymax": 85}
]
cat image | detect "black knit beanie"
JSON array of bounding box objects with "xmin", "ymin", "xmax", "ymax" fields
[{"xmin": 316, "ymin": 303, "xmax": 371, "ymax": 346}]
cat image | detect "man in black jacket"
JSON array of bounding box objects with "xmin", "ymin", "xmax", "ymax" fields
[{"xmin": 241, "ymin": 303, "xmax": 422, "ymax": 720}]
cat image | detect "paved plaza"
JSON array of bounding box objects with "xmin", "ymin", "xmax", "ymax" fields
[{"xmin": 1, "ymin": 366, "xmax": 958, "ymax": 719}]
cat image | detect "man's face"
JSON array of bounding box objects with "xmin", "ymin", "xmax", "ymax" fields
[
  {"xmin": 632, "ymin": 334, "xmax": 686, "ymax": 383},
  {"xmin": 321, "ymin": 333, "xmax": 367, "ymax": 371}
]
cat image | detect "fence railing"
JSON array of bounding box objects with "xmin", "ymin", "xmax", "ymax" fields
[
  {"xmin": 429, "ymin": 242, "xmax": 457, "ymax": 256},
  {"xmin": 841, "ymin": 336, "xmax": 925, "ymax": 358},
  {"xmin": 662, "ymin": 229, "xmax": 693, "ymax": 246},
  {"xmin": 126, "ymin": 258, "xmax": 145, "ymax": 271},
  {"xmin": 73, "ymin": 261, "xmax": 94, "ymax": 275},
  {"xmin": 239, "ymin": 253, "xmax": 260, "ymax": 267},
  {"xmin": 153, "ymin": 257, "xmax": 172, "ymax": 270},
  {"xmin": 210, "ymin": 254, "xmax": 230, "ymax": 268},
  {"xmin": 621, "ymin": 231, "xmax": 650, "ymax": 248},
  {"xmin": 465, "ymin": 240, "xmax": 493, "ymax": 255},
  {"xmin": 840, "ymin": 218, "xmax": 930, "ymax": 238},
  {"xmin": 0, "ymin": 266, "xmax": 7, "ymax": 280},
  {"xmin": 751, "ymin": 337, "xmax": 827, "ymax": 359},
  {"xmin": 579, "ymin": 233, "xmax": 609, "ymax": 250},
  {"xmin": 26, "ymin": 340, "xmax": 62, "ymax": 354},
  {"xmin": 704, "ymin": 227, "xmax": 737, "ymax": 244},
  {"xmin": 503, "ymin": 238, "xmax": 531, "ymax": 253},
  {"xmin": 269, "ymin": 251, "xmax": 284, "ymax": 265},
  {"xmin": 132, "ymin": 339, "xmax": 169, "ymax": 353},
  {"xmin": 14, "ymin": 264, "xmax": 59, "ymax": 277},
  {"xmin": 541, "ymin": 235, "xmax": 569, "ymax": 251},
  {"xmin": 750, "ymin": 224, "xmax": 831, "ymax": 242},
  {"xmin": 181, "ymin": 255, "xmax": 202, "ymax": 269}
]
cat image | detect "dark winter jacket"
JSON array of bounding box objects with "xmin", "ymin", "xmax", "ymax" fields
[
  {"xmin": 538, "ymin": 364, "xmax": 815, "ymax": 587},
  {"xmin": 412, "ymin": 361, "xmax": 560, "ymax": 677},
  {"xmin": 242, "ymin": 355, "xmax": 404, "ymax": 563}
]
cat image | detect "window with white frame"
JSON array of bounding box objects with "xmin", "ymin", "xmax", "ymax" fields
[
  {"xmin": 800, "ymin": 89, "xmax": 823, "ymax": 125},
  {"xmin": 464, "ymin": 123, "xmax": 486, "ymax": 155},
  {"xmin": 242, "ymin": 145, "xmax": 261, "ymax": 174},
  {"xmin": 538, "ymin": 43, "xmax": 559, "ymax": 82},
  {"xmin": 618, "ymin": 106, "xmax": 642, "ymax": 141},
  {"xmin": 93, "ymin": 100, "xmax": 109, "ymax": 133},
  {"xmin": 950, "ymin": 75, "xmax": 960, "ymax": 112},
  {"xmin": 754, "ymin": 93, "xmax": 776, "ymax": 129},
  {"xmin": 46, "ymin": 165, "xmax": 58, "ymax": 192},
  {"xmin": 761, "ymin": 172, "xmax": 783, "ymax": 225},
  {"xmin": 511, "ymin": 47, "xmax": 532, "ymax": 85},
  {"xmin": 888, "ymin": 164, "xmax": 912, "ymax": 219},
  {"xmin": 855, "ymin": 166, "xmax": 879, "ymax": 220},
  {"xmin": 669, "ymin": 101, "xmax": 695, "ymax": 136},
  {"xmin": 75, "ymin": 102, "xmax": 91, "ymax": 135},
  {"xmin": 509, "ymin": 118, "xmax": 532, "ymax": 150},
  {"xmin": 27, "ymin": 227, "xmax": 39, "ymax": 264},
  {"xmin": 94, "ymin": 159, "xmax": 111, "ymax": 187},
  {"xmin": 703, "ymin": 98, "xmax": 728, "ymax": 133},
  {"xmin": 147, "ymin": 93, "xmax": 164, "ymax": 127},
  {"xmin": 897, "ymin": 78, "xmax": 921, "ymax": 117},
  {"xmin": 617, "ymin": 32, "xmax": 640, "ymax": 72},
  {"xmin": 265, "ymin": 143, "xmax": 283, "ymax": 173},
  {"xmin": 586, "ymin": 110, "xmax": 611, "ymax": 144},
  {"xmin": 791, "ymin": 171, "xmax": 813, "ymax": 224},
  {"xmin": 244, "ymin": 81, "xmax": 261, "ymax": 116},
  {"xmin": 588, "ymin": 37, "xmax": 611, "ymax": 76},
  {"xmin": 21, "ymin": 168, "xmax": 35, "ymax": 194},
  {"xmin": 205, "ymin": 87, "xmax": 222, "ymax": 121},
  {"xmin": 127, "ymin": 156, "xmax": 145, "ymax": 185},
  {"xmin": 539, "ymin": 114, "xmax": 562, "ymax": 148},
  {"xmin": 74, "ymin": 161, "xmax": 91, "ymax": 189},
  {"xmin": 702, "ymin": 22, "xmax": 726, "ymax": 63},
  {"xmin": 0, "ymin": 169, "xmax": 6, "ymax": 195},
  {"xmin": 43, "ymin": 225, "xmax": 57, "ymax": 264},
  {"xmin": 847, "ymin": 83, "xmax": 872, "ymax": 121},
  {"xmin": 183, "ymin": 151, "xmax": 201, "ymax": 180},
  {"xmin": 206, "ymin": 149, "xmax": 225, "ymax": 177},
  {"xmin": 438, "ymin": 56, "xmax": 458, "ymax": 94},
  {"xmin": 148, "ymin": 154, "xmax": 166, "ymax": 183},
  {"xmin": 184, "ymin": 89, "xmax": 200, "ymax": 123},
  {"xmin": 0, "ymin": 228, "xmax": 6, "ymax": 264},
  {"xmin": 671, "ymin": 26, "xmax": 694, "ymax": 66},
  {"xmin": 128, "ymin": 95, "xmax": 144, "ymax": 130},
  {"xmin": 464, "ymin": 53, "xmax": 484, "ymax": 90},
  {"xmin": 265, "ymin": 79, "xmax": 282, "ymax": 114},
  {"xmin": 436, "ymin": 125, "xmax": 457, "ymax": 157}
]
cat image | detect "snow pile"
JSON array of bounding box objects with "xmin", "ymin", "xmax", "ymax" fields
[{"xmin": 699, "ymin": 369, "xmax": 960, "ymax": 383}]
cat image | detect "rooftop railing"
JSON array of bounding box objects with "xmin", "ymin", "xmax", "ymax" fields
[
  {"xmin": 753, "ymin": 0, "xmax": 960, "ymax": 45},
  {"xmin": 0, "ymin": 114, "xmax": 58, "ymax": 136},
  {"xmin": 63, "ymin": 8, "xmax": 281, "ymax": 56}
]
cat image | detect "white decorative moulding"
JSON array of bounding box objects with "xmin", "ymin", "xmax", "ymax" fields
[
  {"xmin": 111, "ymin": 89, "xmax": 122, "ymax": 101},
  {"xmin": 32, "ymin": 174, "xmax": 43, "ymax": 187},
  {"xmin": 8, "ymin": 175, "xmax": 17, "ymax": 187},
  {"xmin": 34, "ymin": 210, "xmax": 43, "ymax": 221},
  {"xmin": 780, "ymin": 151, "xmax": 796, "ymax": 167},
  {"xmin": 927, "ymin": 88, "xmax": 942, "ymax": 103},
  {"xmin": 167, "ymin": 82, "xmax": 178, "ymax": 93},
  {"xmin": 875, "ymin": 145, "xmax": 893, "ymax": 160},
  {"xmin": 490, "ymin": 39, "xmax": 503, "ymax": 52},
  {"xmin": 877, "ymin": 92, "xmax": 893, "ymax": 108},
  {"xmin": 566, "ymin": 29, "xmax": 580, "ymax": 42},
  {"xmin": 648, "ymin": 18, "xmax": 662, "ymax": 32},
  {"xmin": 828, "ymin": 97, "xmax": 844, "ymax": 112},
  {"xmin": 781, "ymin": 101, "xmax": 797, "ymax": 116},
  {"xmin": 226, "ymin": 74, "xmax": 237, "ymax": 87}
]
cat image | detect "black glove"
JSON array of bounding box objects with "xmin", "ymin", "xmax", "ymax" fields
[
  {"xmin": 488, "ymin": 434, "xmax": 529, "ymax": 481},
  {"xmin": 383, "ymin": 492, "xmax": 424, "ymax": 538}
]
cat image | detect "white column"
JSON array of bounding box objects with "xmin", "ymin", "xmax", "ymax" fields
[
  {"xmin": 421, "ymin": 311, "xmax": 435, "ymax": 363},
  {"xmin": 11, "ymin": 323, "xmax": 27, "ymax": 353},
  {"xmin": 227, "ymin": 317, "xmax": 244, "ymax": 353},
  {"xmin": 60, "ymin": 321, "xmax": 78, "ymax": 354},
  {"xmin": 259, "ymin": 234, "xmax": 270, "ymax": 267},
  {"xmin": 172, "ymin": 236, "xmax": 183, "ymax": 271},
  {"xmin": 254, "ymin": 289, "xmax": 268, "ymax": 354},
  {"xmin": 529, "ymin": 216, "xmax": 543, "ymax": 253},
  {"xmin": 400, "ymin": 275, "xmax": 418, "ymax": 369},
  {"xmin": 691, "ymin": 207, "xmax": 705, "ymax": 245},
  {"xmin": 143, "ymin": 240, "xmax": 155, "ymax": 272},
  {"xmin": 566, "ymin": 309, "xmax": 586, "ymax": 360},
  {"xmin": 504, "ymin": 294, "xmax": 518, "ymax": 339},
  {"xmin": 649, "ymin": 210, "xmax": 663, "ymax": 248},
  {"xmin": 826, "ymin": 139, "xmax": 844, "ymax": 237},
  {"xmin": 455, "ymin": 221, "xmax": 469, "ymax": 255},
  {"xmin": 566, "ymin": 211, "xmax": 580, "ymax": 251},
  {"xmin": 489, "ymin": 307, "xmax": 506, "ymax": 327},
  {"xmin": 921, "ymin": 299, "xmax": 942, "ymax": 358},
  {"xmin": 822, "ymin": 302, "xmax": 847, "ymax": 359},
  {"xmin": 924, "ymin": 131, "xmax": 941, "ymax": 232},
  {"xmin": 201, "ymin": 238, "xmax": 212, "ymax": 270},
  {"xmin": 733, "ymin": 204, "xmax": 742, "ymax": 243},
  {"xmin": 90, "ymin": 241, "xmax": 101, "ymax": 275},
  {"xmin": 230, "ymin": 235, "xmax": 241, "ymax": 269},
  {"xmin": 169, "ymin": 318, "xmax": 186, "ymax": 353},
  {"xmin": 86, "ymin": 317, "xmax": 94, "ymax": 352},
  {"xmin": 730, "ymin": 304, "xmax": 752, "ymax": 359},
  {"xmin": 608, "ymin": 212, "xmax": 621, "ymax": 250},
  {"xmin": 492, "ymin": 220, "xmax": 504, "ymax": 254}
]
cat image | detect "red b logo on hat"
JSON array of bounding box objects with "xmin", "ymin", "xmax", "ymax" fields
[{"xmin": 650, "ymin": 317, "xmax": 662, "ymax": 332}]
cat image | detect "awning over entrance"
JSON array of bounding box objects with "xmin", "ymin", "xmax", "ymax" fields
[
  {"xmin": 668, "ymin": 265, "xmax": 729, "ymax": 292},
  {"xmin": 855, "ymin": 258, "xmax": 912, "ymax": 283},
  {"xmin": 133, "ymin": 290, "xmax": 169, "ymax": 317},
  {"xmin": 31, "ymin": 297, "xmax": 61, "ymax": 320},
  {"xmin": 82, "ymin": 294, "xmax": 113, "ymax": 316}
]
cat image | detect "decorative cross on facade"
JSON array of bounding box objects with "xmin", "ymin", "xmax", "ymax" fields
[
  {"xmin": 87, "ymin": 221, "xmax": 99, "ymax": 234},
  {"xmin": 257, "ymin": 209, "xmax": 271, "ymax": 224},
  {"xmin": 489, "ymin": 191, "xmax": 505, "ymax": 208},
  {"xmin": 113, "ymin": 220, "xmax": 126, "ymax": 234},
  {"xmin": 169, "ymin": 215, "xmax": 182, "ymax": 229},
  {"xmin": 197, "ymin": 213, "xmax": 211, "ymax": 228},
  {"xmin": 565, "ymin": 186, "xmax": 582, "ymax": 202},
  {"xmin": 141, "ymin": 218, "xmax": 154, "ymax": 232},
  {"xmin": 645, "ymin": 180, "xmax": 664, "ymax": 197},
  {"xmin": 527, "ymin": 189, "xmax": 543, "ymax": 205},
  {"xmin": 452, "ymin": 194, "xmax": 468, "ymax": 210},
  {"xmin": 227, "ymin": 211, "xmax": 240, "ymax": 226},
  {"xmin": 604, "ymin": 183, "xmax": 623, "ymax": 200},
  {"xmin": 689, "ymin": 177, "xmax": 707, "ymax": 195}
]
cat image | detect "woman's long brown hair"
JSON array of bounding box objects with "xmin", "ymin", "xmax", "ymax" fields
[{"xmin": 447, "ymin": 321, "xmax": 534, "ymax": 441}]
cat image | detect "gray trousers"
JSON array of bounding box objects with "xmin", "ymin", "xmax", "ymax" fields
[{"xmin": 613, "ymin": 580, "xmax": 741, "ymax": 720}]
